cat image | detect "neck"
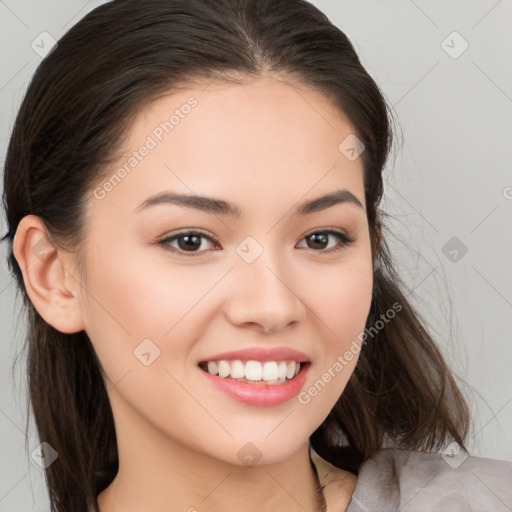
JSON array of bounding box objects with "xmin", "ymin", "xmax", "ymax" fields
[{"xmin": 98, "ymin": 397, "xmax": 324, "ymax": 512}]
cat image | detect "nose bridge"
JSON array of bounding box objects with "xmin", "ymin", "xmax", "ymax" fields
[{"xmin": 226, "ymin": 237, "xmax": 304, "ymax": 331}]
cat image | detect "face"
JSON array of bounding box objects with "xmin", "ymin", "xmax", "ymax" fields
[{"xmin": 75, "ymin": 74, "xmax": 374, "ymax": 466}]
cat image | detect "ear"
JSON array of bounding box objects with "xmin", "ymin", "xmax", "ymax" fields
[{"xmin": 12, "ymin": 215, "xmax": 86, "ymax": 334}]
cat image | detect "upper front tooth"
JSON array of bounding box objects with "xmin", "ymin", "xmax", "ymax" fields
[
  {"xmin": 230, "ymin": 360, "xmax": 245, "ymax": 379},
  {"xmin": 262, "ymin": 361, "xmax": 278, "ymax": 381},
  {"xmin": 245, "ymin": 360, "xmax": 263, "ymax": 381}
]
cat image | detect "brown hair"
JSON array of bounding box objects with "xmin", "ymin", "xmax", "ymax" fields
[{"xmin": 2, "ymin": 0, "xmax": 470, "ymax": 510}]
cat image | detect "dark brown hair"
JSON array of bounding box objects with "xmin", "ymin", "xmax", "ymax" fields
[{"xmin": 2, "ymin": 0, "xmax": 470, "ymax": 510}]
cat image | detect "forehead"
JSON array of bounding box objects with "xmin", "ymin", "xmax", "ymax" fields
[{"xmin": 90, "ymin": 75, "xmax": 366, "ymax": 218}]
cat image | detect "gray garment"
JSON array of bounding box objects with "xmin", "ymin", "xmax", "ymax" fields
[{"xmin": 343, "ymin": 447, "xmax": 512, "ymax": 512}]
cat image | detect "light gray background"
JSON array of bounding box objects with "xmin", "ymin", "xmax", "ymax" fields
[{"xmin": 1, "ymin": 0, "xmax": 511, "ymax": 509}]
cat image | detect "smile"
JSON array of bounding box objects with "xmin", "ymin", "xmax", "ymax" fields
[
  {"xmin": 199, "ymin": 359, "xmax": 301, "ymax": 384},
  {"xmin": 198, "ymin": 360, "xmax": 311, "ymax": 407}
]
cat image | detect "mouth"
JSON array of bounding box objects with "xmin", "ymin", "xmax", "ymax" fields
[
  {"xmin": 198, "ymin": 359, "xmax": 311, "ymax": 385},
  {"xmin": 198, "ymin": 358, "xmax": 311, "ymax": 407}
]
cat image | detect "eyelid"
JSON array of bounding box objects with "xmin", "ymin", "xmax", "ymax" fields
[
  {"xmin": 160, "ymin": 228, "xmax": 214, "ymax": 239},
  {"xmin": 301, "ymin": 226, "xmax": 352, "ymax": 240}
]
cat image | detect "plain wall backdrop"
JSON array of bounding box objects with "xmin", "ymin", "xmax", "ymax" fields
[{"xmin": 1, "ymin": 0, "xmax": 511, "ymax": 509}]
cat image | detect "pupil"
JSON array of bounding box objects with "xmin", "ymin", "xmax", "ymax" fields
[
  {"xmin": 309, "ymin": 233, "xmax": 327, "ymax": 249},
  {"xmin": 179, "ymin": 235, "xmax": 201, "ymax": 251}
]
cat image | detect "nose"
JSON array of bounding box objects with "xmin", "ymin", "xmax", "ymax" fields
[{"xmin": 224, "ymin": 250, "xmax": 306, "ymax": 333}]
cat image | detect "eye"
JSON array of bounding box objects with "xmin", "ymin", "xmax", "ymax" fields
[
  {"xmin": 157, "ymin": 230, "xmax": 219, "ymax": 256},
  {"xmin": 296, "ymin": 229, "xmax": 354, "ymax": 254}
]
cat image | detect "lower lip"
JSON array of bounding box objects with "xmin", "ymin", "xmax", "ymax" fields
[{"xmin": 200, "ymin": 363, "xmax": 310, "ymax": 407}]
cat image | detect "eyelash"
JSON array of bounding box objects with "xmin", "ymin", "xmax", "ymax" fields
[{"xmin": 156, "ymin": 228, "xmax": 355, "ymax": 257}]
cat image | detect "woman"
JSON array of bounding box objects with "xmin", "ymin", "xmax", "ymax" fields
[{"xmin": 3, "ymin": 0, "xmax": 511, "ymax": 510}]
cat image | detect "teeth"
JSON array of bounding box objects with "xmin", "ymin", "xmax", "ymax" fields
[
  {"xmin": 207, "ymin": 361, "xmax": 218, "ymax": 375},
  {"xmin": 262, "ymin": 361, "xmax": 278, "ymax": 381},
  {"xmin": 218, "ymin": 360, "xmax": 230, "ymax": 378},
  {"xmin": 203, "ymin": 359, "xmax": 302, "ymax": 383},
  {"xmin": 245, "ymin": 360, "xmax": 263, "ymax": 381},
  {"xmin": 230, "ymin": 359, "xmax": 245, "ymax": 379},
  {"xmin": 278, "ymin": 361, "xmax": 287, "ymax": 380},
  {"xmin": 286, "ymin": 361, "xmax": 296, "ymax": 379}
]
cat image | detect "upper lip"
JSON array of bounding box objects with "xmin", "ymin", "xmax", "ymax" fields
[{"xmin": 199, "ymin": 346, "xmax": 311, "ymax": 363}]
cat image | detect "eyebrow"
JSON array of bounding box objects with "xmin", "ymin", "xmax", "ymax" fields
[{"xmin": 134, "ymin": 188, "xmax": 364, "ymax": 217}]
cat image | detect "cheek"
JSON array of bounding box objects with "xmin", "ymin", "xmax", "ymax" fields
[
  {"xmin": 311, "ymin": 251, "xmax": 374, "ymax": 340},
  {"xmin": 329, "ymin": 264, "xmax": 373, "ymax": 335},
  {"xmin": 301, "ymin": 251, "xmax": 373, "ymax": 409},
  {"xmin": 81, "ymin": 246, "xmax": 216, "ymax": 339}
]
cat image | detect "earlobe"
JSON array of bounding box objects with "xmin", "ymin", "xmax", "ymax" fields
[{"xmin": 12, "ymin": 215, "xmax": 86, "ymax": 334}]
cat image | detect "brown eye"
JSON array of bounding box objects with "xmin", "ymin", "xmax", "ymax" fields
[
  {"xmin": 297, "ymin": 230, "xmax": 354, "ymax": 253},
  {"xmin": 157, "ymin": 230, "xmax": 217, "ymax": 256}
]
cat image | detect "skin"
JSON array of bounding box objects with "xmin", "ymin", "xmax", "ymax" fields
[{"xmin": 13, "ymin": 74, "xmax": 374, "ymax": 511}]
